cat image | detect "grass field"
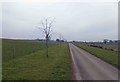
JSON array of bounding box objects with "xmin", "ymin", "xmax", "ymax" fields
[
  {"xmin": 2, "ymin": 39, "xmax": 71, "ymax": 80},
  {"xmin": 2, "ymin": 39, "xmax": 57, "ymax": 62},
  {"xmin": 75, "ymin": 43, "xmax": 118, "ymax": 68}
]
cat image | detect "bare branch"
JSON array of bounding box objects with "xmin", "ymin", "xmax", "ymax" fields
[{"xmin": 37, "ymin": 18, "xmax": 54, "ymax": 40}]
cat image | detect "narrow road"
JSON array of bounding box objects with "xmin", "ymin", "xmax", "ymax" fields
[{"xmin": 69, "ymin": 43, "xmax": 118, "ymax": 80}]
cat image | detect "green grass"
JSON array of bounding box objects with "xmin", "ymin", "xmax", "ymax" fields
[
  {"xmin": 75, "ymin": 43, "xmax": 118, "ymax": 68},
  {"xmin": 2, "ymin": 39, "xmax": 56, "ymax": 62},
  {"xmin": 3, "ymin": 40, "xmax": 71, "ymax": 80},
  {"xmin": 0, "ymin": 39, "xmax": 2, "ymax": 81}
]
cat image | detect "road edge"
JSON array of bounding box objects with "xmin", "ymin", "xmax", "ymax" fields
[{"xmin": 69, "ymin": 43, "xmax": 82, "ymax": 80}]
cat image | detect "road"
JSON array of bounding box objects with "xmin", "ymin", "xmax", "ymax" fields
[{"xmin": 69, "ymin": 43, "xmax": 119, "ymax": 80}]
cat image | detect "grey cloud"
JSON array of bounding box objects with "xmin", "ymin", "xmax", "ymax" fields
[{"xmin": 2, "ymin": 2, "xmax": 118, "ymax": 41}]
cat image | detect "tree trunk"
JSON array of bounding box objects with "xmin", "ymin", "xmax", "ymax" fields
[{"xmin": 46, "ymin": 38, "xmax": 48, "ymax": 57}]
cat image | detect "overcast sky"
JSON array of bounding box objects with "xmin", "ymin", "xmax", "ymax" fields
[{"xmin": 1, "ymin": 0, "xmax": 118, "ymax": 41}]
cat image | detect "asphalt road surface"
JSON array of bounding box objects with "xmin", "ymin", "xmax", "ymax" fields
[{"xmin": 69, "ymin": 43, "xmax": 119, "ymax": 80}]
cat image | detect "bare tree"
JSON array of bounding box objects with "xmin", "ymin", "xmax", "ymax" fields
[
  {"xmin": 37, "ymin": 18, "xmax": 54, "ymax": 57},
  {"xmin": 103, "ymin": 39, "xmax": 109, "ymax": 44}
]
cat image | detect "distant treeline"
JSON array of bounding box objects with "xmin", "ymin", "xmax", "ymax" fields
[{"xmin": 73, "ymin": 39, "xmax": 119, "ymax": 44}]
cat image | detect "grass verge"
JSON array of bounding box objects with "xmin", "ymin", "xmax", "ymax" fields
[{"xmin": 3, "ymin": 44, "xmax": 71, "ymax": 80}]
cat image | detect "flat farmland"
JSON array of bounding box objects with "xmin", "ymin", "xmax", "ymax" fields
[
  {"xmin": 2, "ymin": 39, "xmax": 56, "ymax": 62},
  {"xmin": 2, "ymin": 39, "xmax": 71, "ymax": 80},
  {"xmin": 102, "ymin": 44, "xmax": 118, "ymax": 51}
]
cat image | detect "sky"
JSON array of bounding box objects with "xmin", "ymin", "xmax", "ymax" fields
[{"xmin": 0, "ymin": 0, "xmax": 119, "ymax": 41}]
